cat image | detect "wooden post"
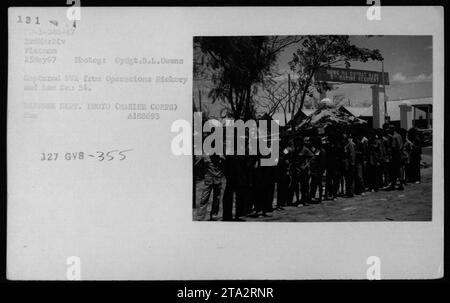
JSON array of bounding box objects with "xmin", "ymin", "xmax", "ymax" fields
[{"xmin": 198, "ymin": 89, "xmax": 202, "ymax": 112}]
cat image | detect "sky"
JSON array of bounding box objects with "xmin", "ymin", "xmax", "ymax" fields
[
  {"xmin": 195, "ymin": 35, "xmax": 433, "ymax": 118},
  {"xmin": 274, "ymin": 35, "xmax": 433, "ymax": 105}
]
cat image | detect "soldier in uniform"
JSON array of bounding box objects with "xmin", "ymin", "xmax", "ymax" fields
[
  {"xmin": 399, "ymin": 128, "xmax": 410, "ymax": 187},
  {"xmin": 222, "ymin": 155, "xmax": 239, "ymax": 221},
  {"xmin": 354, "ymin": 133, "xmax": 367, "ymax": 195},
  {"xmin": 253, "ymin": 154, "xmax": 276, "ymax": 216},
  {"xmin": 236, "ymin": 154, "xmax": 255, "ymax": 218},
  {"xmin": 332, "ymin": 133, "xmax": 346, "ymax": 197},
  {"xmin": 277, "ymin": 138, "xmax": 294, "ymax": 208},
  {"xmin": 381, "ymin": 124, "xmax": 392, "ymax": 187},
  {"xmin": 324, "ymin": 135, "xmax": 336, "ymax": 200},
  {"xmin": 407, "ymin": 128, "xmax": 422, "ymax": 184},
  {"xmin": 286, "ymin": 138, "xmax": 303, "ymax": 206}
]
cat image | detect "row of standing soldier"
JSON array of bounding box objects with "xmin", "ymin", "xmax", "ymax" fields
[{"xmin": 196, "ymin": 124, "xmax": 423, "ymax": 221}]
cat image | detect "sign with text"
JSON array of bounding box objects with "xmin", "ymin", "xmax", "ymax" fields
[{"xmin": 316, "ymin": 67, "xmax": 389, "ymax": 85}]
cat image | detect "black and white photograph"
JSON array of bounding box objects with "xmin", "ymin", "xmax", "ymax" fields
[{"xmin": 193, "ymin": 35, "xmax": 433, "ymax": 222}]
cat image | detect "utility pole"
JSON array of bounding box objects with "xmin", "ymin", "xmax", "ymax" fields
[
  {"xmin": 198, "ymin": 89, "xmax": 202, "ymax": 112},
  {"xmin": 382, "ymin": 60, "xmax": 388, "ymax": 123}
]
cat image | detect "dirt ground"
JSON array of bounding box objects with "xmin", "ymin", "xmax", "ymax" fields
[{"xmin": 193, "ymin": 147, "xmax": 432, "ymax": 222}]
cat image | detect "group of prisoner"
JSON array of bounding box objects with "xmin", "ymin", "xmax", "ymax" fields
[{"xmin": 195, "ymin": 124, "xmax": 424, "ymax": 221}]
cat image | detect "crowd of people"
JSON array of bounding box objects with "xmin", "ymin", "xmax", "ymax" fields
[{"xmin": 195, "ymin": 124, "xmax": 424, "ymax": 221}]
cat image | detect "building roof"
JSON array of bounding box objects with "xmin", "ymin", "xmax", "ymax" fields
[{"xmin": 271, "ymin": 97, "xmax": 432, "ymax": 125}]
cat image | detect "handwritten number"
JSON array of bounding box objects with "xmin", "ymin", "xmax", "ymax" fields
[
  {"xmin": 94, "ymin": 149, "xmax": 132, "ymax": 161},
  {"xmin": 118, "ymin": 149, "xmax": 133, "ymax": 161},
  {"xmin": 96, "ymin": 151, "xmax": 105, "ymax": 161},
  {"xmin": 106, "ymin": 150, "xmax": 118, "ymax": 161},
  {"xmin": 40, "ymin": 150, "xmax": 132, "ymax": 162}
]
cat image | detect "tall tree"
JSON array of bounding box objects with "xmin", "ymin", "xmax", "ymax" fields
[
  {"xmin": 195, "ymin": 36, "xmax": 302, "ymax": 120},
  {"xmin": 288, "ymin": 35, "xmax": 383, "ymax": 123}
]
